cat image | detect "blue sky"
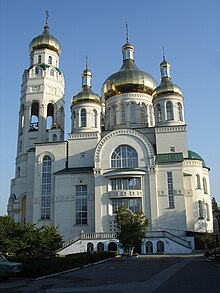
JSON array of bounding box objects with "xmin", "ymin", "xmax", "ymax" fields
[{"xmin": 0, "ymin": 0, "xmax": 219, "ymax": 215}]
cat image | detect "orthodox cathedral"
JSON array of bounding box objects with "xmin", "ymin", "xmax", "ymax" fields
[{"xmin": 8, "ymin": 15, "xmax": 213, "ymax": 254}]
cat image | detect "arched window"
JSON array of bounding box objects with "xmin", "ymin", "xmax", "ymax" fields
[
  {"xmin": 149, "ymin": 105, "xmax": 153, "ymax": 126},
  {"xmin": 121, "ymin": 103, "xmax": 125, "ymax": 124},
  {"xmin": 205, "ymin": 203, "xmax": 210, "ymax": 221},
  {"xmin": 177, "ymin": 102, "xmax": 183, "ymax": 121},
  {"xmin": 30, "ymin": 102, "xmax": 39, "ymax": 130},
  {"xmin": 141, "ymin": 104, "xmax": 147, "ymax": 125},
  {"xmin": 198, "ymin": 200, "xmax": 204, "ymax": 219},
  {"xmin": 203, "ymin": 178, "xmax": 208, "ymax": 194},
  {"xmin": 130, "ymin": 102, "xmax": 136, "ymax": 123},
  {"xmin": 72, "ymin": 111, "xmax": 76, "ymax": 130},
  {"xmin": 157, "ymin": 104, "xmax": 162, "ymax": 122},
  {"xmin": 53, "ymin": 134, "xmax": 57, "ymax": 141},
  {"xmin": 97, "ymin": 242, "xmax": 104, "ymax": 252},
  {"xmin": 146, "ymin": 241, "xmax": 153, "ymax": 254},
  {"xmin": 38, "ymin": 55, "xmax": 41, "ymax": 63},
  {"xmin": 166, "ymin": 101, "xmax": 174, "ymax": 120},
  {"xmin": 156, "ymin": 241, "xmax": 164, "ymax": 253},
  {"xmin": 19, "ymin": 104, "xmax": 24, "ymax": 134},
  {"xmin": 21, "ymin": 195, "xmax": 26, "ymax": 224},
  {"xmin": 41, "ymin": 155, "xmax": 52, "ymax": 220},
  {"xmin": 35, "ymin": 67, "xmax": 39, "ymax": 75},
  {"xmin": 81, "ymin": 109, "xmax": 86, "ymax": 127},
  {"xmin": 48, "ymin": 56, "xmax": 52, "ymax": 65},
  {"xmin": 50, "ymin": 69, "xmax": 54, "ymax": 76},
  {"xmin": 60, "ymin": 106, "xmax": 64, "ymax": 129},
  {"xmin": 196, "ymin": 174, "xmax": 201, "ymax": 189},
  {"xmin": 92, "ymin": 109, "xmax": 97, "ymax": 128},
  {"xmin": 46, "ymin": 103, "xmax": 54, "ymax": 129},
  {"xmin": 111, "ymin": 145, "xmax": 138, "ymax": 168},
  {"xmin": 113, "ymin": 105, "xmax": 116, "ymax": 125}
]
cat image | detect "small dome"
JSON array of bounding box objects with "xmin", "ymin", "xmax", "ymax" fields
[
  {"xmin": 72, "ymin": 65, "xmax": 101, "ymax": 106},
  {"xmin": 188, "ymin": 150, "xmax": 206, "ymax": 167},
  {"xmin": 29, "ymin": 20, "xmax": 61, "ymax": 55},
  {"xmin": 72, "ymin": 89, "xmax": 101, "ymax": 106},
  {"xmin": 102, "ymin": 42, "xmax": 157, "ymax": 100},
  {"xmin": 153, "ymin": 78, "xmax": 183, "ymax": 98},
  {"xmin": 153, "ymin": 57, "xmax": 183, "ymax": 98}
]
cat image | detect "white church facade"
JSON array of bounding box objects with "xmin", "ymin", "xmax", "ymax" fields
[{"xmin": 8, "ymin": 16, "xmax": 213, "ymax": 255}]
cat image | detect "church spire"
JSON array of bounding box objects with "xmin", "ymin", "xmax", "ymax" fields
[
  {"xmin": 160, "ymin": 47, "xmax": 171, "ymax": 79},
  {"xmin": 122, "ymin": 22, "xmax": 134, "ymax": 61},
  {"xmin": 82, "ymin": 56, "xmax": 92, "ymax": 89},
  {"xmin": 43, "ymin": 10, "xmax": 50, "ymax": 34}
]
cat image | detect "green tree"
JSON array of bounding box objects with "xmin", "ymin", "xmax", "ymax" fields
[
  {"xmin": 115, "ymin": 205, "xmax": 148, "ymax": 254},
  {"xmin": 200, "ymin": 232, "xmax": 216, "ymax": 249},
  {"xmin": 37, "ymin": 226, "xmax": 63, "ymax": 256},
  {"xmin": 212, "ymin": 197, "xmax": 219, "ymax": 212},
  {"xmin": 0, "ymin": 216, "xmax": 62, "ymax": 256}
]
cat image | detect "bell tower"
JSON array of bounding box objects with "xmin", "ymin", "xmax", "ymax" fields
[
  {"xmin": 17, "ymin": 10, "xmax": 65, "ymax": 157},
  {"xmin": 9, "ymin": 12, "xmax": 65, "ymax": 223}
]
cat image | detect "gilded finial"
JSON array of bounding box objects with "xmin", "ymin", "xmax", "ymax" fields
[
  {"xmin": 126, "ymin": 22, "xmax": 129, "ymax": 43},
  {"xmin": 86, "ymin": 55, "xmax": 88, "ymax": 70},
  {"xmin": 163, "ymin": 46, "xmax": 166, "ymax": 61},
  {"xmin": 44, "ymin": 10, "xmax": 49, "ymax": 30},
  {"xmin": 46, "ymin": 10, "xmax": 49, "ymax": 24}
]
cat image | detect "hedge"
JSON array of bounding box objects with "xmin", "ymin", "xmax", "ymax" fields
[{"xmin": 9, "ymin": 251, "xmax": 116, "ymax": 278}]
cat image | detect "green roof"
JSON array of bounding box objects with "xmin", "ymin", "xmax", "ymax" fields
[
  {"xmin": 188, "ymin": 150, "xmax": 206, "ymax": 167},
  {"xmin": 54, "ymin": 166, "xmax": 93, "ymax": 175},
  {"xmin": 156, "ymin": 153, "xmax": 184, "ymax": 164}
]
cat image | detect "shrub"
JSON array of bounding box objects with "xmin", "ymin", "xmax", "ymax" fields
[{"xmin": 9, "ymin": 251, "xmax": 115, "ymax": 278}]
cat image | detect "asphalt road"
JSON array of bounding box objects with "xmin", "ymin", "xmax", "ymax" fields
[{"xmin": 0, "ymin": 255, "xmax": 219, "ymax": 293}]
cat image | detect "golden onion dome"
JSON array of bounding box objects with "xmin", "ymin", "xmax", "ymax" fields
[
  {"xmin": 102, "ymin": 41, "xmax": 157, "ymax": 100},
  {"xmin": 29, "ymin": 12, "xmax": 61, "ymax": 55},
  {"xmin": 153, "ymin": 57, "xmax": 183, "ymax": 98},
  {"xmin": 72, "ymin": 64, "xmax": 102, "ymax": 106}
]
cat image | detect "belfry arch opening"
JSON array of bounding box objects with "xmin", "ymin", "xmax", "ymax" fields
[
  {"xmin": 30, "ymin": 102, "xmax": 39, "ymax": 130},
  {"xmin": 46, "ymin": 103, "xmax": 54, "ymax": 129}
]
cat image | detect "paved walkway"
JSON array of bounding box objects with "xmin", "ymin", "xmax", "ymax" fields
[{"xmin": 0, "ymin": 255, "xmax": 219, "ymax": 293}]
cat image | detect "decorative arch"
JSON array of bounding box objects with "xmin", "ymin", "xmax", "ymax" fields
[
  {"xmin": 94, "ymin": 129, "xmax": 155, "ymax": 164},
  {"xmin": 87, "ymin": 242, "xmax": 94, "ymax": 252},
  {"xmin": 108, "ymin": 242, "xmax": 117, "ymax": 251},
  {"xmin": 146, "ymin": 241, "xmax": 153, "ymax": 254},
  {"xmin": 97, "ymin": 242, "xmax": 104, "ymax": 252},
  {"xmin": 37, "ymin": 151, "xmax": 55, "ymax": 164},
  {"xmin": 156, "ymin": 241, "xmax": 164, "ymax": 253}
]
